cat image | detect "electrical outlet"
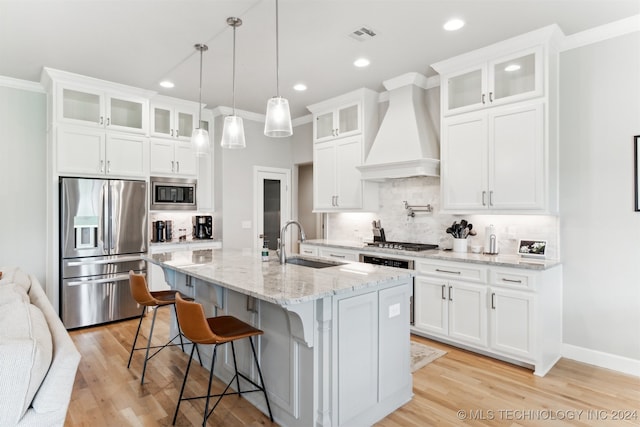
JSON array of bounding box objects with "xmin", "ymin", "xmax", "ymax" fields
[{"xmin": 241, "ymin": 220, "xmax": 251, "ymax": 229}]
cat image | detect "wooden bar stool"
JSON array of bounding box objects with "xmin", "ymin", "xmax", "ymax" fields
[
  {"xmin": 172, "ymin": 293, "xmax": 274, "ymax": 426},
  {"xmin": 127, "ymin": 271, "xmax": 200, "ymax": 385}
]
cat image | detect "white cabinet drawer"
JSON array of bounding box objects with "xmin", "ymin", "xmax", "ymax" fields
[
  {"xmin": 318, "ymin": 248, "xmax": 359, "ymax": 262},
  {"xmin": 299, "ymin": 244, "xmax": 319, "ymax": 257},
  {"xmin": 490, "ymin": 269, "xmax": 536, "ymax": 290},
  {"xmin": 415, "ymin": 259, "xmax": 486, "ymax": 283}
]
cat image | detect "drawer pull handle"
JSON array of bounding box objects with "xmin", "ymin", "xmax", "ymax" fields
[
  {"xmin": 441, "ymin": 284, "xmax": 446, "ymax": 300},
  {"xmin": 448, "ymin": 285, "xmax": 453, "ymax": 301},
  {"xmin": 330, "ymin": 254, "xmax": 346, "ymax": 258},
  {"xmin": 491, "ymin": 292, "xmax": 496, "ymax": 309},
  {"xmin": 502, "ymin": 278, "xmax": 523, "ymax": 283},
  {"xmin": 436, "ymin": 268, "xmax": 461, "ymax": 275}
]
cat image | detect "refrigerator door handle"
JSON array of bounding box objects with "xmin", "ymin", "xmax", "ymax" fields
[
  {"xmin": 66, "ymin": 255, "xmax": 144, "ymax": 267},
  {"xmin": 67, "ymin": 273, "xmax": 133, "ymax": 287},
  {"xmin": 102, "ymin": 183, "xmax": 110, "ymax": 252}
]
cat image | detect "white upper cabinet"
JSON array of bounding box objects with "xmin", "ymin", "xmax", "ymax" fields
[
  {"xmin": 308, "ymin": 88, "xmax": 379, "ymax": 212},
  {"xmin": 150, "ymin": 96, "xmax": 199, "ymax": 141},
  {"xmin": 439, "ymin": 46, "xmax": 543, "ymax": 116},
  {"xmin": 56, "ymin": 125, "xmax": 147, "ymax": 178},
  {"xmin": 312, "ymin": 101, "xmax": 361, "ymax": 143},
  {"xmin": 57, "ymin": 84, "xmax": 148, "ymax": 134},
  {"xmin": 434, "ymin": 25, "xmax": 562, "ymax": 214},
  {"xmin": 149, "ymin": 139, "xmax": 197, "ymax": 177}
]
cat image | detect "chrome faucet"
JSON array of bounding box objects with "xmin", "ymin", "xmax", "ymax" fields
[{"xmin": 278, "ymin": 220, "xmax": 306, "ymax": 264}]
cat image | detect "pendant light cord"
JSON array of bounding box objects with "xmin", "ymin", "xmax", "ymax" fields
[
  {"xmin": 232, "ymin": 23, "xmax": 237, "ymax": 115},
  {"xmin": 275, "ymin": 0, "xmax": 280, "ymax": 97},
  {"xmin": 197, "ymin": 45, "xmax": 204, "ymax": 125}
]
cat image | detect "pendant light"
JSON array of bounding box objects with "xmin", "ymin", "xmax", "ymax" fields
[
  {"xmin": 191, "ymin": 43, "xmax": 210, "ymax": 156},
  {"xmin": 221, "ymin": 17, "xmax": 246, "ymax": 149},
  {"xmin": 264, "ymin": 0, "xmax": 292, "ymax": 137}
]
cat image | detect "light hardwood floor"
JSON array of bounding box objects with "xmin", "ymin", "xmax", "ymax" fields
[{"xmin": 65, "ymin": 309, "xmax": 639, "ymax": 426}]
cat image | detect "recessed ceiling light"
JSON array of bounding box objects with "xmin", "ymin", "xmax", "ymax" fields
[
  {"xmin": 504, "ymin": 64, "xmax": 521, "ymax": 72},
  {"xmin": 443, "ymin": 18, "xmax": 465, "ymax": 31},
  {"xmin": 293, "ymin": 83, "xmax": 307, "ymax": 91},
  {"xmin": 159, "ymin": 80, "xmax": 175, "ymax": 88},
  {"xmin": 354, "ymin": 58, "xmax": 370, "ymax": 68}
]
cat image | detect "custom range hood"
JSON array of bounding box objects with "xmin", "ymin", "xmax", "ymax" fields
[{"xmin": 358, "ymin": 72, "xmax": 440, "ymax": 180}]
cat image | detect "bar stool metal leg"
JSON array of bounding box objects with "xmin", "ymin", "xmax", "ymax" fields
[
  {"xmin": 202, "ymin": 345, "xmax": 219, "ymax": 427},
  {"xmin": 140, "ymin": 306, "xmax": 159, "ymax": 385},
  {"xmin": 250, "ymin": 337, "xmax": 274, "ymax": 422},
  {"xmin": 230, "ymin": 341, "xmax": 241, "ymax": 394},
  {"xmin": 172, "ymin": 344, "xmax": 197, "ymax": 425},
  {"xmin": 127, "ymin": 306, "xmax": 147, "ymax": 369}
]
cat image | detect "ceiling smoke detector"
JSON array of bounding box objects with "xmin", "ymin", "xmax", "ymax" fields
[{"xmin": 348, "ymin": 26, "xmax": 377, "ymax": 42}]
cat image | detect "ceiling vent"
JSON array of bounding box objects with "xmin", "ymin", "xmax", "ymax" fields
[{"xmin": 348, "ymin": 26, "xmax": 377, "ymax": 42}]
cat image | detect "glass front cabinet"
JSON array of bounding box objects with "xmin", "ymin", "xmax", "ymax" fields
[
  {"xmin": 57, "ymin": 85, "xmax": 148, "ymax": 134},
  {"xmin": 439, "ymin": 46, "xmax": 543, "ymax": 116}
]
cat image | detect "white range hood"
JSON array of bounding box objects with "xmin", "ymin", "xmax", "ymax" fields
[{"xmin": 358, "ymin": 72, "xmax": 440, "ymax": 181}]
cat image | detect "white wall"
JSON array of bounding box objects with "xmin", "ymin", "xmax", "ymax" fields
[
  {"xmin": 216, "ymin": 117, "xmax": 294, "ymax": 249},
  {"xmin": 559, "ymin": 32, "xmax": 640, "ymax": 360},
  {"xmin": 0, "ymin": 85, "xmax": 47, "ymax": 283}
]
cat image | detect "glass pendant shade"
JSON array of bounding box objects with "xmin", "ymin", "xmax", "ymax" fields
[
  {"xmin": 264, "ymin": 96, "xmax": 292, "ymax": 137},
  {"xmin": 221, "ymin": 115, "xmax": 246, "ymax": 149},
  {"xmin": 191, "ymin": 127, "xmax": 210, "ymax": 156}
]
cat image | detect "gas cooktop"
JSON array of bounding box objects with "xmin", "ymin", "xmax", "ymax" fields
[{"xmin": 365, "ymin": 241, "xmax": 439, "ymax": 251}]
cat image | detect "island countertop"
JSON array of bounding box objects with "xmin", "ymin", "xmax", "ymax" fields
[{"xmin": 144, "ymin": 248, "xmax": 414, "ymax": 306}]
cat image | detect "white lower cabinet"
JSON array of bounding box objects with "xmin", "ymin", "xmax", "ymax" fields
[
  {"xmin": 414, "ymin": 276, "xmax": 487, "ymax": 348},
  {"xmin": 489, "ymin": 287, "xmax": 534, "ymax": 359},
  {"xmin": 413, "ymin": 259, "xmax": 562, "ymax": 376}
]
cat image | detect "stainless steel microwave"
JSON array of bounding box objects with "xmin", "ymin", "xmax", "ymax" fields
[{"xmin": 150, "ymin": 176, "xmax": 197, "ymax": 210}]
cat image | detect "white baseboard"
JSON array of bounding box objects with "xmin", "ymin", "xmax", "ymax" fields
[{"xmin": 562, "ymin": 344, "xmax": 640, "ymax": 377}]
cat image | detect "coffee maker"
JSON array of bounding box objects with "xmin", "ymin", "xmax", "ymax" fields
[
  {"xmin": 152, "ymin": 221, "xmax": 165, "ymax": 242},
  {"xmin": 193, "ymin": 215, "xmax": 213, "ymax": 240}
]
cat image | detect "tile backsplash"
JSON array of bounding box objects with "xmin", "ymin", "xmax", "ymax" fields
[{"xmin": 325, "ymin": 177, "xmax": 559, "ymax": 259}]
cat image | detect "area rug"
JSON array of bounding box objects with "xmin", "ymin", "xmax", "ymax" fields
[{"xmin": 410, "ymin": 341, "xmax": 446, "ymax": 372}]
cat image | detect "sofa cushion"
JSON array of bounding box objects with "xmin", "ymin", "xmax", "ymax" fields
[
  {"xmin": 0, "ymin": 299, "xmax": 53, "ymax": 425},
  {"xmin": 0, "ymin": 282, "xmax": 29, "ymax": 306},
  {"xmin": 0, "ymin": 266, "xmax": 32, "ymax": 293}
]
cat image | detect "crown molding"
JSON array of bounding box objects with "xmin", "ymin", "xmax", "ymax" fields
[
  {"xmin": 560, "ymin": 14, "xmax": 640, "ymax": 52},
  {"xmin": 0, "ymin": 76, "xmax": 44, "ymax": 93}
]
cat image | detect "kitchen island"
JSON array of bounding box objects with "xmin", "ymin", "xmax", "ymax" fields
[{"xmin": 145, "ymin": 248, "xmax": 415, "ymax": 427}]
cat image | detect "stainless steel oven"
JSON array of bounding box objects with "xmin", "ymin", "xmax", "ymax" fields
[{"xmin": 359, "ymin": 254, "xmax": 415, "ymax": 324}]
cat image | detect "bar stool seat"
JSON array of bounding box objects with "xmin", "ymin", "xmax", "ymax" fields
[
  {"xmin": 172, "ymin": 293, "xmax": 274, "ymax": 426},
  {"xmin": 127, "ymin": 271, "xmax": 200, "ymax": 385}
]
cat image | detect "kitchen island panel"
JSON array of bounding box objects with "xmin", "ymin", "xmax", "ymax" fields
[{"xmin": 147, "ymin": 249, "xmax": 413, "ymax": 427}]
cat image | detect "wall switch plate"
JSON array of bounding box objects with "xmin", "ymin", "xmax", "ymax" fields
[{"xmin": 241, "ymin": 220, "xmax": 252, "ymax": 229}]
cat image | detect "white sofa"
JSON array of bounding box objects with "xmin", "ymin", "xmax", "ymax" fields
[{"xmin": 0, "ymin": 267, "xmax": 81, "ymax": 426}]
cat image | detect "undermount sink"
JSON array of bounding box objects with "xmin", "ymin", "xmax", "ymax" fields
[{"xmin": 285, "ymin": 257, "xmax": 345, "ymax": 269}]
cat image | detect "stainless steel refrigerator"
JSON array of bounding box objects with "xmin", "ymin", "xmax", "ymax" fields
[{"xmin": 59, "ymin": 177, "xmax": 147, "ymax": 329}]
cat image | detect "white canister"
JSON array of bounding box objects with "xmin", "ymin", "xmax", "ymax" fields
[{"xmin": 452, "ymin": 238, "xmax": 468, "ymax": 253}]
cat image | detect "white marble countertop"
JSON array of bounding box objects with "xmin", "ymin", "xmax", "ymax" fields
[
  {"xmin": 144, "ymin": 248, "xmax": 414, "ymax": 306},
  {"xmin": 303, "ymin": 239, "xmax": 561, "ymax": 270}
]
